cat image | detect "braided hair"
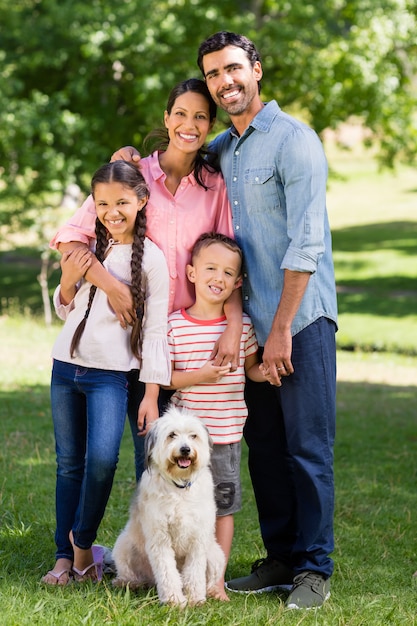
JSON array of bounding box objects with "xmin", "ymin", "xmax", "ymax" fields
[{"xmin": 70, "ymin": 161, "xmax": 149, "ymax": 361}]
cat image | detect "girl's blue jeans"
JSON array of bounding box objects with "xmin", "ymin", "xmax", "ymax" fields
[{"xmin": 50, "ymin": 359, "xmax": 129, "ymax": 560}]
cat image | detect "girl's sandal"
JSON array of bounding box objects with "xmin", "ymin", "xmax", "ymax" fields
[{"xmin": 72, "ymin": 545, "xmax": 104, "ymax": 582}]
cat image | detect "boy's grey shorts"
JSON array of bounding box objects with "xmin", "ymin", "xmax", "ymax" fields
[{"xmin": 210, "ymin": 441, "xmax": 242, "ymax": 516}]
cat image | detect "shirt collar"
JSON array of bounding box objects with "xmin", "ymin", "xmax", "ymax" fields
[
  {"xmin": 229, "ymin": 100, "xmax": 281, "ymax": 137},
  {"xmin": 148, "ymin": 150, "xmax": 198, "ymax": 186}
]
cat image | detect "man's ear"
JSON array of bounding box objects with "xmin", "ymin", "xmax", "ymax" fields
[{"xmin": 186, "ymin": 264, "xmax": 196, "ymax": 284}]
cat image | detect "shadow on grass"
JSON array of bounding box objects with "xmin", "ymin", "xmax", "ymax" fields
[{"xmin": 332, "ymin": 221, "xmax": 417, "ymax": 256}]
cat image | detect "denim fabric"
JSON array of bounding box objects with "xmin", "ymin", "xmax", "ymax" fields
[
  {"xmin": 51, "ymin": 359, "xmax": 129, "ymax": 559},
  {"xmin": 244, "ymin": 318, "xmax": 336, "ymax": 577},
  {"xmin": 210, "ymin": 100, "xmax": 338, "ymax": 345}
]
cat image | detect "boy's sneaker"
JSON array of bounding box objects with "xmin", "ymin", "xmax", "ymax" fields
[
  {"xmin": 225, "ymin": 557, "xmax": 294, "ymax": 593},
  {"xmin": 286, "ymin": 571, "xmax": 330, "ymax": 609}
]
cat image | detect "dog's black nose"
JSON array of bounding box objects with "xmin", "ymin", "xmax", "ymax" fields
[{"xmin": 180, "ymin": 445, "xmax": 190, "ymax": 456}]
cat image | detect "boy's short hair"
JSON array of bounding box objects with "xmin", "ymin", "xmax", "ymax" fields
[{"xmin": 191, "ymin": 232, "xmax": 243, "ymax": 270}]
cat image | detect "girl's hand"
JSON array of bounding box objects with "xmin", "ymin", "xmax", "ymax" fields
[
  {"xmin": 60, "ymin": 248, "xmax": 92, "ymax": 283},
  {"xmin": 60, "ymin": 248, "xmax": 92, "ymax": 304},
  {"xmin": 137, "ymin": 395, "xmax": 159, "ymax": 437}
]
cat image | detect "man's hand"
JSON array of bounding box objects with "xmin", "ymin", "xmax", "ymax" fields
[
  {"xmin": 110, "ymin": 146, "xmax": 142, "ymax": 166},
  {"xmin": 261, "ymin": 327, "xmax": 294, "ymax": 386}
]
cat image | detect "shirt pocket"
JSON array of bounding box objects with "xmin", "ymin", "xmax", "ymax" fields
[{"xmin": 243, "ymin": 167, "xmax": 281, "ymax": 214}]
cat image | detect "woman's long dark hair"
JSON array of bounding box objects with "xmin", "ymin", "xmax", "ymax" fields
[
  {"xmin": 70, "ymin": 161, "xmax": 149, "ymax": 361},
  {"xmin": 144, "ymin": 78, "xmax": 218, "ymax": 190}
]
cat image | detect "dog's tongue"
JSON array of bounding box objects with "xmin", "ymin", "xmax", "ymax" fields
[{"xmin": 178, "ymin": 457, "xmax": 191, "ymax": 468}]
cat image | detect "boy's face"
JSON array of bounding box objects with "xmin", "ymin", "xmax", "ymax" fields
[{"xmin": 187, "ymin": 242, "xmax": 242, "ymax": 305}]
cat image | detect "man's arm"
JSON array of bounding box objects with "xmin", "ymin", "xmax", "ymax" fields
[
  {"xmin": 210, "ymin": 288, "xmax": 243, "ymax": 370},
  {"xmin": 262, "ymin": 269, "xmax": 311, "ymax": 386}
]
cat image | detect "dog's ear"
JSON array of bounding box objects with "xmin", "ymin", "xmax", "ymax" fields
[{"xmin": 144, "ymin": 424, "xmax": 157, "ymax": 469}]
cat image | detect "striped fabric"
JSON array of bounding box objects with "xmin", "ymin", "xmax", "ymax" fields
[{"xmin": 168, "ymin": 309, "xmax": 258, "ymax": 444}]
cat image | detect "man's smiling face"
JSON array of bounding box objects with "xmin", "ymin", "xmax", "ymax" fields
[{"xmin": 202, "ymin": 45, "xmax": 262, "ymax": 117}]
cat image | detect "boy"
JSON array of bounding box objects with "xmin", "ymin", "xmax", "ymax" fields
[{"xmin": 166, "ymin": 232, "xmax": 269, "ymax": 599}]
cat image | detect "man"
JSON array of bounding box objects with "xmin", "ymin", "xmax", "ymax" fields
[
  {"xmin": 110, "ymin": 30, "xmax": 337, "ymax": 609},
  {"xmin": 196, "ymin": 32, "xmax": 338, "ymax": 610}
]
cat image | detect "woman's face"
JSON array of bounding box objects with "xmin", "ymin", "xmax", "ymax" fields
[{"xmin": 164, "ymin": 91, "xmax": 214, "ymax": 155}]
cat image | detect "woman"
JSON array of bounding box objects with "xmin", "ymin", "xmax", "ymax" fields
[{"xmin": 50, "ymin": 79, "xmax": 241, "ymax": 480}]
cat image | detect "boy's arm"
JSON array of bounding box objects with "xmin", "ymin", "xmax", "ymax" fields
[{"xmin": 245, "ymin": 352, "xmax": 269, "ymax": 383}]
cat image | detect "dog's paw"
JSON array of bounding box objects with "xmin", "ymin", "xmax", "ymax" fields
[
  {"xmin": 161, "ymin": 592, "xmax": 188, "ymax": 608},
  {"xmin": 187, "ymin": 596, "xmax": 206, "ymax": 607}
]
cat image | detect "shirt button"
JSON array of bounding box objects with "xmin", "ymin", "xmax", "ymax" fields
[
  {"xmin": 255, "ymin": 176, "xmax": 259, "ymax": 182},
  {"xmin": 235, "ymin": 150, "xmax": 239, "ymax": 156},
  {"xmin": 244, "ymin": 295, "xmax": 249, "ymax": 300},
  {"xmin": 234, "ymin": 200, "xmax": 238, "ymax": 205},
  {"xmin": 233, "ymin": 176, "xmax": 237, "ymax": 182},
  {"xmin": 235, "ymin": 225, "xmax": 240, "ymax": 230}
]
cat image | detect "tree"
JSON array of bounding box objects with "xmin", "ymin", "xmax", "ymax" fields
[{"xmin": 0, "ymin": 0, "xmax": 416, "ymax": 232}]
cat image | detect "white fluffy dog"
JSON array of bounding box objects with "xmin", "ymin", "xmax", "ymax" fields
[{"xmin": 112, "ymin": 405, "xmax": 225, "ymax": 606}]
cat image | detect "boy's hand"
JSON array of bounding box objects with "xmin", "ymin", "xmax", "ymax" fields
[{"xmin": 199, "ymin": 360, "xmax": 232, "ymax": 383}]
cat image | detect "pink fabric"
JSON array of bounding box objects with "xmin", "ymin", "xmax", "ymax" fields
[{"xmin": 50, "ymin": 152, "xmax": 233, "ymax": 313}]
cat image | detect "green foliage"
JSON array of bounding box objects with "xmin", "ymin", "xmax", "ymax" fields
[{"xmin": 0, "ymin": 0, "xmax": 416, "ymax": 231}]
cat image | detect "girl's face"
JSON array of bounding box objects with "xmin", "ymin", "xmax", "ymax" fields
[
  {"xmin": 94, "ymin": 182, "xmax": 147, "ymax": 244},
  {"xmin": 164, "ymin": 91, "xmax": 214, "ymax": 155}
]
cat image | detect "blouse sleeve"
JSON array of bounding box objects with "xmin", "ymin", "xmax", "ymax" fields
[
  {"xmin": 49, "ymin": 195, "xmax": 97, "ymax": 250},
  {"xmin": 138, "ymin": 240, "xmax": 171, "ymax": 385},
  {"xmin": 53, "ymin": 284, "xmax": 76, "ymax": 320}
]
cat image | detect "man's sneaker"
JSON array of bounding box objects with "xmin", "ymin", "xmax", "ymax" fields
[
  {"xmin": 225, "ymin": 557, "xmax": 294, "ymax": 593},
  {"xmin": 286, "ymin": 571, "xmax": 330, "ymax": 609}
]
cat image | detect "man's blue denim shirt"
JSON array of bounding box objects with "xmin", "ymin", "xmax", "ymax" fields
[{"xmin": 210, "ymin": 100, "xmax": 338, "ymax": 346}]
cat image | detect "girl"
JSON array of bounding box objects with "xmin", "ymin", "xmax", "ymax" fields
[
  {"xmin": 50, "ymin": 79, "xmax": 242, "ymax": 481},
  {"xmin": 42, "ymin": 161, "xmax": 170, "ymax": 585}
]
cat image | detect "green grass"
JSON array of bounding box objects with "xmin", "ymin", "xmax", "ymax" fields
[
  {"xmin": 1, "ymin": 316, "xmax": 417, "ymax": 625},
  {"xmin": 325, "ymin": 145, "xmax": 417, "ymax": 355}
]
